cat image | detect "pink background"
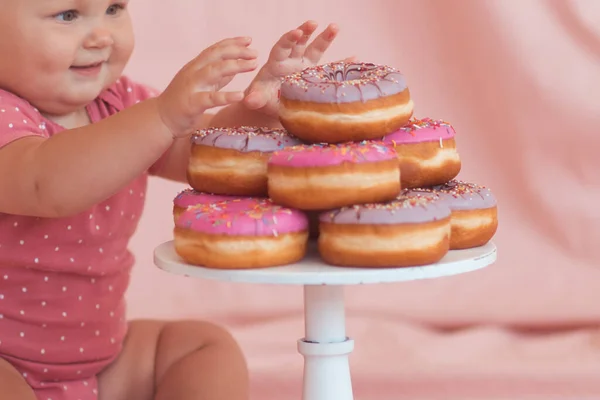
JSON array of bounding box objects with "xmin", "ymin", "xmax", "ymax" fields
[{"xmin": 124, "ymin": 1, "xmax": 600, "ymax": 398}]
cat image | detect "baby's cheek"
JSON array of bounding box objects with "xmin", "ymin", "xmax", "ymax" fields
[{"xmin": 113, "ymin": 22, "xmax": 135, "ymax": 61}]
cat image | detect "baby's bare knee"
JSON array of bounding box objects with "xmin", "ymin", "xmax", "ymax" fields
[
  {"xmin": 154, "ymin": 320, "xmax": 249, "ymax": 400},
  {"xmin": 161, "ymin": 320, "xmax": 239, "ymax": 349},
  {"xmin": 155, "ymin": 320, "xmax": 247, "ymax": 380},
  {"xmin": 0, "ymin": 359, "xmax": 36, "ymax": 400}
]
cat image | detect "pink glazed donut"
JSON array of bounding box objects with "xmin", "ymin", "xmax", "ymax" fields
[
  {"xmin": 174, "ymin": 198, "xmax": 309, "ymax": 269},
  {"xmin": 318, "ymin": 194, "xmax": 451, "ymax": 267},
  {"xmin": 279, "ymin": 62, "xmax": 414, "ymax": 143},
  {"xmin": 172, "ymin": 189, "xmax": 243, "ymax": 223},
  {"xmin": 382, "ymin": 118, "xmax": 461, "ymax": 188},
  {"xmin": 188, "ymin": 126, "xmax": 302, "ymax": 196},
  {"xmin": 267, "ymin": 141, "xmax": 401, "ymax": 210}
]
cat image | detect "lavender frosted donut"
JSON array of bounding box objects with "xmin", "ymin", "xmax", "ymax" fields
[
  {"xmin": 278, "ymin": 61, "xmax": 414, "ymax": 143},
  {"xmin": 172, "ymin": 188, "xmax": 243, "ymax": 223},
  {"xmin": 382, "ymin": 118, "xmax": 461, "ymax": 188},
  {"xmin": 187, "ymin": 126, "xmax": 302, "ymax": 196},
  {"xmin": 405, "ymin": 180, "xmax": 498, "ymax": 249},
  {"xmin": 318, "ymin": 194, "xmax": 451, "ymax": 267},
  {"xmin": 174, "ymin": 198, "xmax": 309, "ymax": 269},
  {"xmin": 267, "ymin": 141, "xmax": 401, "ymax": 210}
]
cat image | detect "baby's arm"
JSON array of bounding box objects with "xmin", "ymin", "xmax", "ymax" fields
[
  {"xmin": 0, "ymin": 37, "xmax": 257, "ymax": 218},
  {"xmin": 0, "ymin": 100, "xmax": 173, "ymax": 218},
  {"xmin": 148, "ymin": 113, "xmax": 213, "ymax": 182}
]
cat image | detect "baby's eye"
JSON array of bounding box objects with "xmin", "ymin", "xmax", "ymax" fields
[
  {"xmin": 55, "ymin": 10, "xmax": 78, "ymax": 22},
  {"xmin": 106, "ymin": 4, "xmax": 125, "ymax": 16}
]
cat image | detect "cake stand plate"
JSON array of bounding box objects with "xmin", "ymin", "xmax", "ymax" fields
[{"xmin": 154, "ymin": 241, "xmax": 497, "ymax": 400}]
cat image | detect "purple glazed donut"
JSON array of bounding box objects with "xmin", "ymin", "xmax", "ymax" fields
[
  {"xmin": 317, "ymin": 194, "xmax": 451, "ymax": 267},
  {"xmin": 278, "ymin": 61, "xmax": 414, "ymax": 143},
  {"xmin": 187, "ymin": 126, "xmax": 302, "ymax": 196},
  {"xmin": 403, "ymin": 180, "xmax": 498, "ymax": 249}
]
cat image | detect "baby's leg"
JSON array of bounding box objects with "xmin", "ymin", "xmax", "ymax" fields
[
  {"xmin": 0, "ymin": 358, "xmax": 36, "ymax": 399},
  {"xmin": 98, "ymin": 320, "xmax": 249, "ymax": 400}
]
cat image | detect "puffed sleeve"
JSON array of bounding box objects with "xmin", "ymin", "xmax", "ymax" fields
[{"xmin": 0, "ymin": 90, "xmax": 49, "ymax": 150}]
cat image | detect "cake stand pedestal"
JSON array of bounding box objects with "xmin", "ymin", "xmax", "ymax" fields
[{"xmin": 154, "ymin": 241, "xmax": 497, "ymax": 400}]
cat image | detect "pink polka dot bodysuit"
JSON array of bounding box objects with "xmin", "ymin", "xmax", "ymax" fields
[{"xmin": 0, "ymin": 77, "xmax": 159, "ymax": 400}]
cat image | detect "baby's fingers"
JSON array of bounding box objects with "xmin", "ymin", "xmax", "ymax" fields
[
  {"xmin": 243, "ymin": 89, "xmax": 269, "ymax": 110},
  {"xmin": 189, "ymin": 37, "xmax": 257, "ymax": 71},
  {"xmin": 195, "ymin": 59, "xmax": 258, "ymax": 89},
  {"xmin": 202, "ymin": 37, "xmax": 254, "ymax": 58},
  {"xmin": 290, "ymin": 21, "xmax": 318, "ymax": 59},
  {"xmin": 304, "ymin": 23, "xmax": 339, "ymax": 65},
  {"xmin": 211, "ymin": 36, "xmax": 253, "ymax": 48},
  {"xmin": 203, "ymin": 44, "xmax": 258, "ymax": 62},
  {"xmin": 268, "ymin": 29, "xmax": 304, "ymax": 62},
  {"xmin": 191, "ymin": 91, "xmax": 245, "ymax": 111}
]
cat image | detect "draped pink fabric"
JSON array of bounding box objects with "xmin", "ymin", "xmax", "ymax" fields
[{"xmin": 125, "ymin": 1, "xmax": 600, "ymax": 397}]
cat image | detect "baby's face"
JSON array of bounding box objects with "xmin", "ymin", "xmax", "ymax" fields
[{"xmin": 0, "ymin": 0, "xmax": 134, "ymax": 115}]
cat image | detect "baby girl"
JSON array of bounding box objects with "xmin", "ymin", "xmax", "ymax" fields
[{"xmin": 0, "ymin": 1, "xmax": 342, "ymax": 399}]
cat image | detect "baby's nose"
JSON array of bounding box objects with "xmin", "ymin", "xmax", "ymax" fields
[{"xmin": 84, "ymin": 28, "xmax": 114, "ymax": 49}]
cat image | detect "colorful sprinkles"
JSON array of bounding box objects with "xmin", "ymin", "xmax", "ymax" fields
[
  {"xmin": 191, "ymin": 126, "xmax": 301, "ymax": 152},
  {"xmin": 399, "ymin": 118, "xmax": 453, "ymax": 136},
  {"xmin": 430, "ymin": 180, "xmax": 487, "ymax": 194},
  {"xmin": 282, "ymin": 62, "xmax": 402, "ymax": 89},
  {"xmin": 322, "ymin": 194, "xmax": 439, "ymax": 221},
  {"xmin": 410, "ymin": 180, "xmax": 492, "ymax": 200},
  {"xmin": 174, "ymin": 188, "xmax": 197, "ymax": 201},
  {"xmin": 181, "ymin": 199, "xmax": 297, "ymax": 237},
  {"xmin": 193, "ymin": 126, "xmax": 290, "ymax": 138},
  {"xmin": 275, "ymin": 140, "xmax": 393, "ymax": 160},
  {"xmin": 383, "ymin": 117, "xmax": 456, "ymax": 148}
]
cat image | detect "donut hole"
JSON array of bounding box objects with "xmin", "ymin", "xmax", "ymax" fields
[{"xmin": 321, "ymin": 63, "xmax": 378, "ymax": 83}]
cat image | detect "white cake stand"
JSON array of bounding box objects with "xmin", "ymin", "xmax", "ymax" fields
[{"xmin": 154, "ymin": 240, "xmax": 497, "ymax": 400}]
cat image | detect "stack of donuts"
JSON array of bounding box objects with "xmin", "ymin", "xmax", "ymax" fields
[{"xmin": 173, "ymin": 61, "xmax": 498, "ymax": 269}]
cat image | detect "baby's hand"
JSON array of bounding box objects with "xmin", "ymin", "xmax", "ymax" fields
[
  {"xmin": 243, "ymin": 21, "xmax": 341, "ymax": 117},
  {"xmin": 157, "ymin": 37, "xmax": 258, "ymax": 137}
]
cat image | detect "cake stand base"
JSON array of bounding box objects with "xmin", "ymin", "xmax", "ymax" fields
[{"xmin": 154, "ymin": 241, "xmax": 497, "ymax": 400}]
